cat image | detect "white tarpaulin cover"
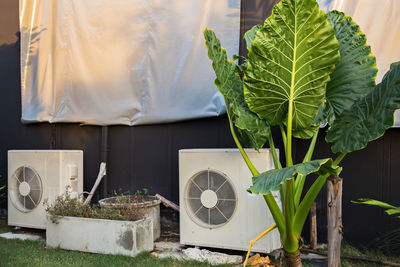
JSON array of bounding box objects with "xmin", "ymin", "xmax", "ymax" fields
[
  {"xmin": 20, "ymin": 0, "xmax": 240, "ymax": 125},
  {"xmin": 321, "ymin": 0, "xmax": 400, "ymax": 125}
]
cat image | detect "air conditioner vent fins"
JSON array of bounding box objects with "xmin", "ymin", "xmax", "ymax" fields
[
  {"xmin": 185, "ymin": 169, "xmax": 237, "ymax": 228},
  {"xmin": 9, "ymin": 166, "xmax": 43, "ymax": 213}
]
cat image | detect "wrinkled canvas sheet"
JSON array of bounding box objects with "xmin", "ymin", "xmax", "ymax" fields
[
  {"xmin": 20, "ymin": 0, "xmax": 240, "ymax": 125},
  {"xmin": 321, "ymin": 0, "xmax": 400, "ymax": 126}
]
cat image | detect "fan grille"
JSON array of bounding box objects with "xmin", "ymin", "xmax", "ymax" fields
[
  {"xmin": 9, "ymin": 166, "xmax": 43, "ymax": 213},
  {"xmin": 184, "ymin": 169, "xmax": 237, "ymax": 228}
]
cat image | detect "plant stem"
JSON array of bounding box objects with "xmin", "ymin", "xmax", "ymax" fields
[
  {"xmin": 292, "ymin": 152, "xmax": 347, "ymax": 236},
  {"xmin": 267, "ymin": 129, "xmax": 282, "ymax": 169},
  {"xmin": 286, "ymin": 17, "xmax": 297, "ymax": 168},
  {"xmin": 264, "ymin": 193, "xmax": 285, "ymax": 236},
  {"xmin": 225, "ymin": 97, "xmax": 259, "ymax": 176},
  {"xmin": 283, "ymin": 178, "xmax": 298, "ymax": 253},
  {"xmin": 293, "ymin": 176, "xmax": 305, "ymax": 208},
  {"xmin": 280, "ymin": 181, "xmax": 287, "ymax": 214},
  {"xmin": 293, "ymin": 173, "xmax": 329, "ymax": 236},
  {"xmin": 286, "ymin": 120, "xmax": 293, "ymax": 167},
  {"xmin": 334, "ymin": 152, "xmax": 347, "ymax": 166},
  {"xmin": 286, "ymin": 135, "xmax": 293, "ymax": 166},
  {"xmin": 284, "ymin": 250, "xmax": 303, "ymax": 267},
  {"xmin": 280, "ymin": 125, "xmax": 287, "ymax": 154},
  {"xmin": 294, "ymin": 129, "xmax": 319, "ymax": 206},
  {"xmin": 302, "ymin": 129, "xmax": 319, "ymax": 163}
]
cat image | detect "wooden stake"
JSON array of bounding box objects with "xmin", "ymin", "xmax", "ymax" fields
[
  {"xmin": 155, "ymin": 193, "xmax": 180, "ymax": 212},
  {"xmin": 327, "ymin": 176, "xmax": 343, "ymax": 267},
  {"xmin": 309, "ymin": 202, "xmax": 317, "ymax": 250}
]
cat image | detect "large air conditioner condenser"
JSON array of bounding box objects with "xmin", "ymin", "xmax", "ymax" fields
[
  {"xmin": 8, "ymin": 150, "xmax": 83, "ymax": 229},
  {"xmin": 179, "ymin": 149, "xmax": 281, "ymax": 253}
]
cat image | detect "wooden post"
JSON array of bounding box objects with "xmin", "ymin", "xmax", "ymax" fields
[
  {"xmin": 309, "ymin": 202, "xmax": 317, "ymax": 250},
  {"xmin": 327, "ymin": 176, "xmax": 343, "ymax": 267}
]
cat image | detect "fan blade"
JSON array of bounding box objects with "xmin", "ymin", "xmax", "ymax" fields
[
  {"xmin": 215, "ymin": 180, "xmax": 227, "ymax": 193},
  {"xmin": 215, "ymin": 206, "xmax": 229, "ymax": 220}
]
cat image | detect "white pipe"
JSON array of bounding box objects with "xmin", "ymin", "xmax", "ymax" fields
[{"xmin": 83, "ymin": 162, "xmax": 107, "ymax": 205}]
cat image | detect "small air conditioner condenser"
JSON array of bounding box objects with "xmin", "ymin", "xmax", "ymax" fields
[
  {"xmin": 179, "ymin": 149, "xmax": 281, "ymax": 253},
  {"xmin": 8, "ymin": 150, "xmax": 83, "ymax": 229}
]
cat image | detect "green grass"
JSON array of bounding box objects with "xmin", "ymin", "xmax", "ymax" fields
[
  {"xmin": 341, "ymin": 243, "xmax": 400, "ymax": 267},
  {"xmin": 1, "ymin": 223, "xmax": 400, "ymax": 267},
  {"xmin": 0, "ymin": 226, "xmax": 235, "ymax": 267},
  {"xmin": 0, "ymin": 224, "xmax": 10, "ymax": 233}
]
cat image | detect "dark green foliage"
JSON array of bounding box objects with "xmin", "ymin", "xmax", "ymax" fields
[
  {"xmin": 326, "ymin": 62, "xmax": 400, "ymax": 153},
  {"xmin": 325, "ymin": 10, "xmax": 377, "ymax": 124},
  {"xmin": 204, "ymin": 29, "xmax": 269, "ymax": 150}
]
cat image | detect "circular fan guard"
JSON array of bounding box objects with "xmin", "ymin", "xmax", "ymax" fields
[
  {"xmin": 9, "ymin": 166, "xmax": 43, "ymax": 213},
  {"xmin": 184, "ymin": 169, "xmax": 237, "ymax": 228}
]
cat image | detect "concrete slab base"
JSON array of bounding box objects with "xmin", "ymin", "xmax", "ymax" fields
[
  {"xmin": 0, "ymin": 232, "xmax": 44, "ymax": 241},
  {"xmin": 152, "ymin": 242, "xmax": 243, "ymax": 265}
]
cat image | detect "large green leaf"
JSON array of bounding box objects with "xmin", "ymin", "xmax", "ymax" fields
[
  {"xmin": 292, "ymin": 105, "xmax": 324, "ymax": 139},
  {"xmin": 326, "ymin": 62, "xmax": 400, "ymax": 153},
  {"xmin": 243, "ymin": 0, "xmax": 340, "ymax": 133},
  {"xmin": 325, "ymin": 10, "xmax": 377, "ymax": 124},
  {"xmin": 204, "ymin": 29, "xmax": 269, "ymax": 150},
  {"xmin": 292, "ymin": 124, "xmax": 319, "ymax": 139},
  {"xmin": 244, "ymin": 24, "xmax": 262, "ymax": 50},
  {"xmin": 226, "ymin": 98, "xmax": 268, "ymax": 150},
  {"xmin": 249, "ymin": 158, "xmax": 341, "ymax": 195}
]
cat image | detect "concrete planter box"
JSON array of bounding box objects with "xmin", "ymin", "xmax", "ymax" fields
[
  {"xmin": 99, "ymin": 195, "xmax": 161, "ymax": 241},
  {"xmin": 46, "ymin": 215, "xmax": 153, "ymax": 257}
]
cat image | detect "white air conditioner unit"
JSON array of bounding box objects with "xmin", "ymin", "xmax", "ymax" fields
[
  {"xmin": 8, "ymin": 150, "xmax": 83, "ymax": 229},
  {"xmin": 179, "ymin": 149, "xmax": 281, "ymax": 253}
]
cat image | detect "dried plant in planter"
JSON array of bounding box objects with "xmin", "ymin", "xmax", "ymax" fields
[
  {"xmin": 45, "ymin": 191, "xmax": 143, "ymax": 224},
  {"xmin": 109, "ymin": 188, "xmax": 154, "ymax": 204},
  {"xmin": 99, "ymin": 188, "xmax": 162, "ymax": 240}
]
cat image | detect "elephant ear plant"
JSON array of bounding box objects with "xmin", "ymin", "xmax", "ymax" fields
[{"xmin": 204, "ymin": 0, "xmax": 400, "ymax": 266}]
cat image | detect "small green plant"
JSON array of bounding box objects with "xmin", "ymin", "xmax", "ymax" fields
[
  {"xmin": 353, "ymin": 199, "xmax": 400, "ymax": 255},
  {"xmin": 0, "ymin": 185, "xmax": 5, "ymax": 202},
  {"xmin": 135, "ymin": 188, "xmax": 149, "ymax": 196},
  {"xmin": 114, "ymin": 190, "xmax": 130, "ymax": 203},
  {"xmin": 45, "ymin": 191, "xmax": 143, "ymax": 224},
  {"xmin": 204, "ymin": 0, "xmax": 400, "ymax": 265},
  {"xmin": 110, "ymin": 188, "xmax": 151, "ymax": 205},
  {"xmin": 353, "ymin": 199, "xmax": 400, "ymax": 218}
]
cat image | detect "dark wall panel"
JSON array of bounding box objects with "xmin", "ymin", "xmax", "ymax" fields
[
  {"xmin": 107, "ymin": 126, "xmax": 132, "ymax": 195},
  {"xmin": 239, "ymin": 0, "xmax": 281, "ymax": 58},
  {"xmin": 130, "ymin": 125, "xmax": 171, "ymax": 196},
  {"xmin": 104, "ymin": 116, "xmax": 236, "ymax": 203},
  {"xmin": 0, "ymin": 0, "xmax": 52, "ymax": 203}
]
